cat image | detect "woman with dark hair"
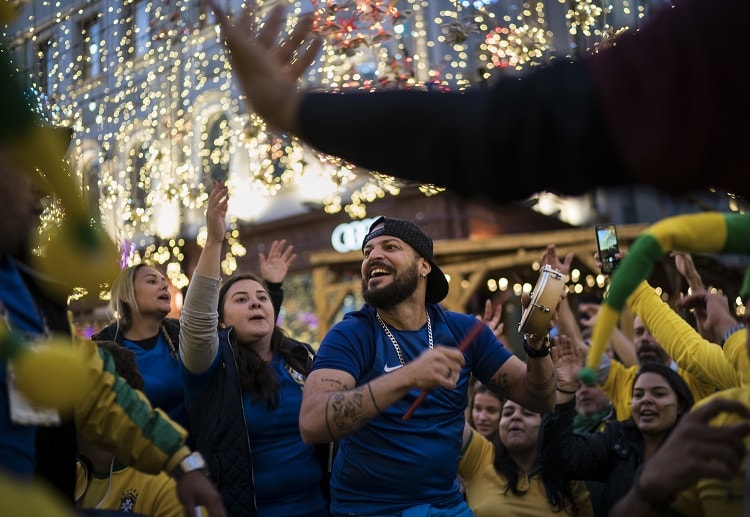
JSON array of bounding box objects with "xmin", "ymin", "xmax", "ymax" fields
[
  {"xmin": 179, "ymin": 181, "xmax": 329, "ymax": 517},
  {"xmin": 541, "ymin": 338, "xmax": 695, "ymax": 517},
  {"xmin": 95, "ymin": 244, "xmax": 293, "ymax": 430},
  {"xmin": 460, "ymin": 396, "xmax": 593, "ymax": 516}
]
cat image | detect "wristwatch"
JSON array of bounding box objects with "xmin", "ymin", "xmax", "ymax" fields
[
  {"xmin": 172, "ymin": 451, "xmax": 208, "ymax": 480},
  {"xmin": 522, "ymin": 336, "xmax": 551, "ymax": 358}
]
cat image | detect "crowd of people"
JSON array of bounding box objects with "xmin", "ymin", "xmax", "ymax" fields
[{"xmin": 2, "ymin": 0, "xmax": 750, "ymax": 515}]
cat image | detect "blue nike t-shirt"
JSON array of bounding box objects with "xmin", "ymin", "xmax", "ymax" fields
[{"xmin": 312, "ymin": 303, "xmax": 511, "ymax": 515}]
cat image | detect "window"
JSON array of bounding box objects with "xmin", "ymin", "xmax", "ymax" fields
[
  {"xmin": 84, "ymin": 160, "xmax": 101, "ymax": 222},
  {"xmin": 202, "ymin": 113, "xmax": 230, "ymax": 183},
  {"xmin": 131, "ymin": 0, "xmax": 150, "ymax": 57},
  {"xmin": 80, "ymin": 15, "xmax": 103, "ymax": 79},
  {"xmin": 128, "ymin": 141, "xmax": 149, "ymax": 211},
  {"xmin": 37, "ymin": 38, "xmax": 54, "ymax": 96},
  {"xmin": 198, "ymin": 0, "xmax": 217, "ymax": 28}
]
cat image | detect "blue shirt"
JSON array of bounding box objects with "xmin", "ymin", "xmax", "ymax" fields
[
  {"xmin": 313, "ymin": 303, "xmax": 511, "ymax": 515},
  {"xmin": 182, "ymin": 350, "xmax": 327, "ymax": 517},
  {"xmin": 122, "ymin": 335, "xmax": 188, "ymax": 428},
  {"xmin": 0, "ymin": 257, "xmax": 48, "ymax": 477}
]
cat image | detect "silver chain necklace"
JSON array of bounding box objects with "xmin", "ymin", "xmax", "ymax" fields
[{"xmin": 375, "ymin": 311, "xmax": 433, "ymax": 366}]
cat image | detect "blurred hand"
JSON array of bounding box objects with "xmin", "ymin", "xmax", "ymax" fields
[
  {"xmin": 176, "ymin": 470, "xmax": 226, "ymax": 517},
  {"xmin": 210, "ymin": 1, "xmax": 322, "ymax": 133},
  {"xmin": 593, "ymin": 250, "xmax": 625, "ymax": 278},
  {"xmin": 671, "ymin": 251, "xmax": 705, "ymax": 294},
  {"xmin": 677, "ymin": 291, "xmax": 739, "ymax": 344},
  {"xmin": 540, "ymin": 244, "xmax": 574, "ymax": 276}
]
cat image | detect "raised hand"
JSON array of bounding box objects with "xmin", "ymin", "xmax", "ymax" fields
[
  {"xmin": 477, "ymin": 299, "xmax": 506, "ymax": 342},
  {"xmin": 671, "ymin": 251, "xmax": 705, "ymax": 294},
  {"xmin": 210, "ymin": 0, "xmax": 322, "ymax": 133},
  {"xmin": 550, "ymin": 334, "xmax": 583, "ymax": 393},
  {"xmin": 205, "ymin": 181, "xmax": 228, "ymax": 246},
  {"xmin": 259, "ymin": 239, "xmax": 297, "ymax": 284},
  {"xmin": 540, "ymin": 244, "xmax": 574, "ymax": 275},
  {"xmin": 677, "ymin": 291, "xmax": 739, "ymax": 344}
]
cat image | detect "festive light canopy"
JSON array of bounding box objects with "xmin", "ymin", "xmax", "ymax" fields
[{"xmin": 4, "ymin": 0, "xmax": 653, "ymax": 284}]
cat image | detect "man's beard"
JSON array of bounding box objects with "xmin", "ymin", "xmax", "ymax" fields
[
  {"xmin": 362, "ymin": 262, "xmax": 420, "ymax": 310},
  {"xmin": 637, "ymin": 343, "xmax": 670, "ymax": 366}
]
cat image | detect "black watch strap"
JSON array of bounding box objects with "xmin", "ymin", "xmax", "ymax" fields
[{"xmin": 523, "ymin": 336, "xmax": 551, "ymax": 358}]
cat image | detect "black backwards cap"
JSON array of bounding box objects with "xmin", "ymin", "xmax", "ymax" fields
[{"xmin": 362, "ymin": 216, "xmax": 449, "ymax": 304}]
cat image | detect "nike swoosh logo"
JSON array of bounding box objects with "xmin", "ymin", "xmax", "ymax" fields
[{"xmin": 384, "ymin": 364, "xmax": 403, "ymax": 373}]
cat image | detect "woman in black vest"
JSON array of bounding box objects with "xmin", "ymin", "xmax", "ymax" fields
[{"xmin": 179, "ymin": 181, "xmax": 329, "ymax": 517}]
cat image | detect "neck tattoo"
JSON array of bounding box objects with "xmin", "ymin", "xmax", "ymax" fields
[{"xmin": 375, "ymin": 311, "xmax": 433, "ymax": 366}]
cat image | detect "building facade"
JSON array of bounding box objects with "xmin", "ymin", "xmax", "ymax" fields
[{"xmin": 3, "ymin": 0, "xmax": 746, "ymax": 343}]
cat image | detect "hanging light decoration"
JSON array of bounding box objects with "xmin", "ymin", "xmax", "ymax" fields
[{"xmin": 6, "ymin": 0, "xmax": 659, "ymax": 284}]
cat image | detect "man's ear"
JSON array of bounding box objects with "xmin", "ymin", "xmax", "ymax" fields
[{"xmin": 420, "ymin": 259, "xmax": 431, "ymax": 278}]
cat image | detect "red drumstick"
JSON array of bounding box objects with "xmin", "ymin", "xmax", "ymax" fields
[{"xmin": 402, "ymin": 321, "xmax": 485, "ymax": 421}]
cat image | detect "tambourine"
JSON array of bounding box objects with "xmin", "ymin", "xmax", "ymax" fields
[{"xmin": 518, "ymin": 265, "xmax": 568, "ymax": 338}]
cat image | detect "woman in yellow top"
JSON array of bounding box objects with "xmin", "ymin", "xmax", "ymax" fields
[{"xmin": 459, "ymin": 398, "xmax": 593, "ymax": 517}]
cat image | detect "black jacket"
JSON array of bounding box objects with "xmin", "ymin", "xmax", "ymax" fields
[{"xmin": 540, "ymin": 398, "xmax": 645, "ymax": 516}]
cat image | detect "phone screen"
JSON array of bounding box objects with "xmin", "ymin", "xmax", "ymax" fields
[{"xmin": 596, "ymin": 224, "xmax": 620, "ymax": 274}]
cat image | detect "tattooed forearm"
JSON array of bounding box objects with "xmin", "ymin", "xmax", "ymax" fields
[
  {"xmin": 486, "ymin": 373, "xmax": 512, "ymax": 400},
  {"xmin": 326, "ymin": 385, "xmax": 377, "ymax": 438},
  {"xmin": 524, "ymin": 373, "xmax": 556, "ymax": 400}
]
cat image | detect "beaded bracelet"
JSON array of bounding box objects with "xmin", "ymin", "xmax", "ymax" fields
[{"xmin": 720, "ymin": 323, "xmax": 746, "ymax": 348}]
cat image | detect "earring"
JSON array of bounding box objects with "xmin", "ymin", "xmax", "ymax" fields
[{"xmin": 421, "ymin": 273, "xmax": 427, "ymax": 278}]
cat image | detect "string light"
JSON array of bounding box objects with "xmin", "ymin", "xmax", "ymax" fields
[{"xmin": 6, "ymin": 0, "xmax": 651, "ymax": 283}]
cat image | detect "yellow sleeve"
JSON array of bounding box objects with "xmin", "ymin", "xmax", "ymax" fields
[
  {"xmin": 628, "ymin": 282, "xmax": 739, "ymax": 390},
  {"xmin": 722, "ymin": 329, "xmax": 750, "ymax": 386},
  {"xmin": 602, "ymin": 360, "xmax": 638, "ymax": 420},
  {"xmin": 73, "ymin": 338, "xmax": 190, "ymax": 475},
  {"xmin": 458, "ymin": 428, "xmax": 494, "ymax": 485}
]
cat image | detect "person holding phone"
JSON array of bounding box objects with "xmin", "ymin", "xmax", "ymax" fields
[{"xmin": 595, "ymin": 224, "xmax": 621, "ymax": 275}]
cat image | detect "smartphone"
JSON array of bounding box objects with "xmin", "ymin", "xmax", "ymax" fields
[{"xmin": 595, "ymin": 224, "xmax": 620, "ymax": 274}]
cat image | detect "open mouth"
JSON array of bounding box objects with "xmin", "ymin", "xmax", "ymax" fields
[{"xmin": 368, "ymin": 266, "xmax": 392, "ymax": 280}]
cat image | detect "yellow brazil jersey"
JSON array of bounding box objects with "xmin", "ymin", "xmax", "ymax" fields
[
  {"xmin": 459, "ymin": 428, "xmax": 593, "ymax": 517},
  {"xmin": 76, "ymin": 460, "xmax": 184, "ymax": 517}
]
